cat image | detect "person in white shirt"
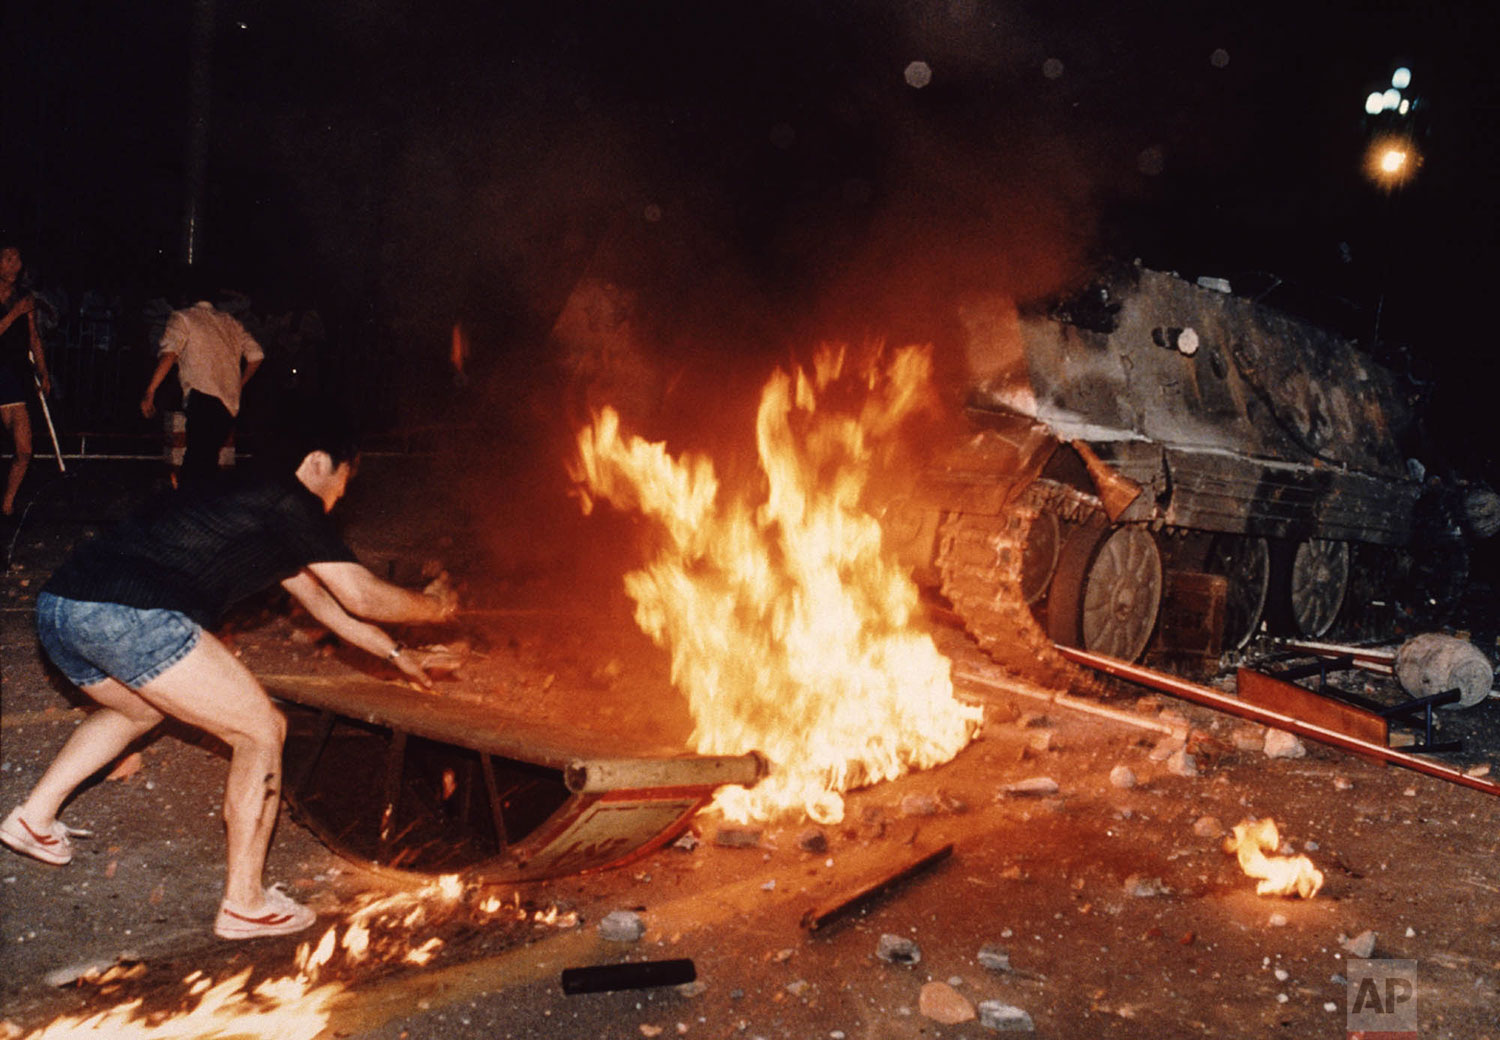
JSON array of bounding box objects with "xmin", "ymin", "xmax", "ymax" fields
[{"xmin": 141, "ymin": 282, "xmax": 264, "ymax": 485}]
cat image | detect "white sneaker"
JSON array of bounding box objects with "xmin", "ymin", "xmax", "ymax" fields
[
  {"xmin": 214, "ymin": 884, "xmax": 317, "ymax": 940},
  {"xmin": 0, "ymin": 806, "xmax": 91, "ymax": 866}
]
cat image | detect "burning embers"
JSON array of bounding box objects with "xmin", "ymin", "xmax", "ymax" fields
[
  {"xmin": 572, "ymin": 345, "xmax": 982, "ymax": 824},
  {"xmin": 1224, "ymin": 818, "xmax": 1325, "ymax": 899},
  {"xmin": 20, "ymin": 879, "xmax": 579, "ymax": 1039}
]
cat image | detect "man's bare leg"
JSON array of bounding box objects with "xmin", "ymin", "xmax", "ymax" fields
[
  {"xmin": 135, "ymin": 634, "xmax": 287, "ymax": 909},
  {"xmin": 18, "ymin": 678, "xmax": 164, "ymax": 826}
]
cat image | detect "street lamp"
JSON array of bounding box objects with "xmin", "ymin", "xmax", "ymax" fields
[{"xmin": 1364, "ymin": 134, "xmax": 1419, "ymax": 191}]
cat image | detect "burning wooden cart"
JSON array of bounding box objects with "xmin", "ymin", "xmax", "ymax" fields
[{"xmin": 265, "ymin": 674, "xmax": 765, "ymax": 881}]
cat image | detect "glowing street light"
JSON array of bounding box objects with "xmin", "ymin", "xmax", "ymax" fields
[{"xmin": 1364, "ymin": 134, "xmax": 1419, "ymax": 190}]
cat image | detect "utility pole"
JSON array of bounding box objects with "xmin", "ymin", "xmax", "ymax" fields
[{"xmin": 182, "ymin": 0, "xmax": 216, "ymax": 267}]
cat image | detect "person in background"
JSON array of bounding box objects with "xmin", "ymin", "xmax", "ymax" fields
[
  {"xmin": 0, "ymin": 243, "xmax": 52, "ymax": 516},
  {"xmin": 140, "ymin": 274, "xmax": 263, "ymax": 486},
  {"xmin": 1, "ymin": 410, "xmax": 457, "ymax": 939}
]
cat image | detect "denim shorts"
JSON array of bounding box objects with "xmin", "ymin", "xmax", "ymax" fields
[{"xmin": 36, "ymin": 591, "xmax": 203, "ymax": 689}]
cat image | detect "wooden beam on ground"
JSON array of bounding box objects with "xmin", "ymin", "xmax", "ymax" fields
[
  {"xmin": 953, "ymin": 668, "xmax": 1187, "ymax": 739},
  {"xmin": 801, "ymin": 844, "xmax": 954, "ymax": 932}
]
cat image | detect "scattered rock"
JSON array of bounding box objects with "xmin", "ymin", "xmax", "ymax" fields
[
  {"xmin": 1341, "ymin": 930, "xmax": 1378, "ymax": 959},
  {"xmin": 785, "ymin": 979, "xmax": 809, "ymax": 997},
  {"xmin": 675, "ymin": 980, "xmax": 708, "ymax": 997},
  {"xmin": 919, "ymin": 981, "xmax": 976, "ymax": 1024},
  {"xmin": 1332, "ymin": 776, "xmax": 1353, "ymax": 791},
  {"xmin": 1027, "ymin": 730, "xmax": 1053, "ymax": 753},
  {"xmin": 1123, "ymin": 874, "xmax": 1170, "ymax": 898},
  {"xmin": 796, "ymin": 828, "xmax": 828, "ymax": 854},
  {"xmin": 900, "ymin": 792, "xmax": 941, "ymax": 817},
  {"xmin": 1267, "ymin": 912, "xmax": 1288, "ymax": 927},
  {"xmin": 1166, "ymin": 749, "xmax": 1199, "ymax": 777},
  {"xmin": 1108, "ymin": 765, "xmax": 1137, "ymax": 789},
  {"xmin": 1263, "ymin": 730, "xmax": 1306, "ymax": 759},
  {"xmin": 1464, "ymin": 763, "xmax": 1492, "ymax": 778},
  {"xmin": 714, "ymin": 826, "xmax": 762, "ymax": 848},
  {"xmin": 1192, "ymin": 815, "xmax": 1223, "ymax": 838},
  {"xmin": 598, "ymin": 910, "xmax": 646, "ymax": 942},
  {"xmin": 1148, "ymin": 738, "xmax": 1183, "ymax": 763},
  {"xmin": 876, "ymin": 933, "xmax": 922, "ymax": 965},
  {"xmin": 977, "ymin": 1000, "xmax": 1035, "ymax": 1032},
  {"xmin": 672, "ymin": 831, "xmax": 699, "ymax": 852},
  {"xmin": 977, "ymin": 944, "xmax": 1011, "ymax": 972},
  {"xmin": 1230, "ymin": 726, "xmax": 1266, "ymax": 752},
  {"xmin": 1001, "ymin": 777, "xmax": 1059, "ymax": 797}
]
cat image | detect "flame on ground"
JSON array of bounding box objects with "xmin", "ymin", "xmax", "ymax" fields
[
  {"xmin": 18, "ymin": 878, "xmax": 580, "ymax": 1039},
  {"xmin": 1224, "ymin": 818, "xmax": 1325, "ymax": 899},
  {"xmin": 572, "ymin": 344, "xmax": 982, "ymax": 824}
]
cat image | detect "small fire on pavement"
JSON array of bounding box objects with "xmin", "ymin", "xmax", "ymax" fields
[
  {"xmin": 572, "ymin": 344, "xmax": 983, "ymax": 825},
  {"xmin": 1224, "ymin": 818, "xmax": 1325, "ymax": 899},
  {"xmin": 17, "ymin": 878, "xmax": 580, "ymax": 1039}
]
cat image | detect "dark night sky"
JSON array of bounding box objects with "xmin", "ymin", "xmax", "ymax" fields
[{"xmin": 5, "ymin": 1, "xmax": 1498, "ymax": 466}]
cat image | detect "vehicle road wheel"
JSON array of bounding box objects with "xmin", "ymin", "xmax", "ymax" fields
[
  {"xmin": 1049, "ymin": 522, "xmax": 1163, "ymax": 662},
  {"xmin": 1207, "ymin": 534, "xmax": 1271, "ymax": 649},
  {"xmin": 1289, "ymin": 538, "xmax": 1350, "ymax": 638}
]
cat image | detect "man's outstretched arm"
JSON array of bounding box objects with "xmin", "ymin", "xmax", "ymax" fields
[{"xmin": 281, "ymin": 567, "xmax": 452, "ymax": 687}]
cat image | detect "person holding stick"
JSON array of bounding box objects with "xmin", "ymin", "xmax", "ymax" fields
[
  {"xmin": 2, "ymin": 408, "xmax": 458, "ymax": 939},
  {"xmin": 0, "ymin": 243, "xmax": 52, "ymax": 516}
]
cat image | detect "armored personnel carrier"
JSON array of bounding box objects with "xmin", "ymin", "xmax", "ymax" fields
[{"xmin": 887, "ymin": 264, "xmax": 1493, "ymax": 682}]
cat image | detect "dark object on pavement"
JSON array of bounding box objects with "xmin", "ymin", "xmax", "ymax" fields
[
  {"xmin": 801, "ymin": 843, "xmax": 954, "ymax": 931},
  {"xmin": 560, "ymin": 958, "xmax": 696, "ymax": 995}
]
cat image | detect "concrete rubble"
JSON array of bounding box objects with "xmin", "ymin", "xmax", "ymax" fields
[
  {"xmin": 598, "ymin": 910, "xmax": 646, "ymax": 942},
  {"xmin": 875, "ymin": 934, "xmax": 921, "ymax": 965},
  {"xmin": 919, "ymin": 980, "xmax": 976, "ymax": 1023},
  {"xmin": 1263, "ymin": 730, "xmax": 1307, "ymax": 759},
  {"xmin": 977, "ymin": 1000, "xmax": 1036, "ymax": 1031}
]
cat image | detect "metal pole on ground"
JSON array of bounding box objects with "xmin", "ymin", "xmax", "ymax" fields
[{"xmin": 31, "ymin": 354, "xmax": 65, "ymax": 473}]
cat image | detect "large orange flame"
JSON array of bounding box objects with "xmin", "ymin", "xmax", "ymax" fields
[
  {"xmin": 1224, "ymin": 818, "xmax": 1324, "ymax": 899},
  {"xmin": 573, "ymin": 345, "xmax": 982, "ymax": 824}
]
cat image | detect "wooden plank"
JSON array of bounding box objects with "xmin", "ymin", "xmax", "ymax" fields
[
  {"xmin": 263, "ymin": 674, "xmax": 686, "ymax": 769},
  {"xmin": 1236, "ymin": 668, "xmax": 1388, "ymax": 745},
  {"xmin": 801, "ymin": 844, "xmax": 954, "ymax": 932}
]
